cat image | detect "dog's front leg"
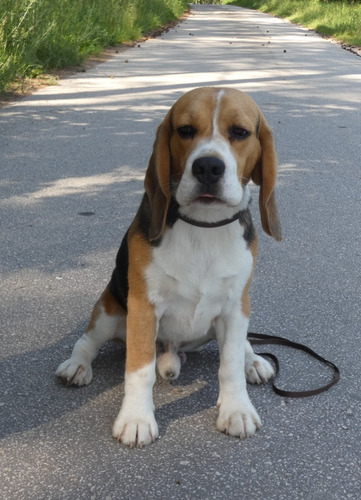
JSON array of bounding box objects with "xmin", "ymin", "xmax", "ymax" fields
[
  {"xmin": 215, "ymin": 310, "xmax": 262, "ymax": 439},
  {"xmin": 112, "ymin": 293, "xmax": 158, "ymax": 448}
]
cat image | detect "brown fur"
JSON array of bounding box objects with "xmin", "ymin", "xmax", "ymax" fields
[
  {"xmin": 125, "ymin": 228, "xmax": 157, "ymax": 372},
  {"xmin": 146, "ymin": 87, "xmax": 281, "ymax": 243},
  {"xmin": 56, "ymin": 87, "xmax": 281, "ymax": 447},
  {"xmin": 131, "ymin": 87, "xmax": 280, "ymax": 369}
]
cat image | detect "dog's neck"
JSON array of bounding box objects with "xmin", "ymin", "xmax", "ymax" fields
[{"xmin": 176, "ymin": 209, "xmax": 247, "ymax": 228}]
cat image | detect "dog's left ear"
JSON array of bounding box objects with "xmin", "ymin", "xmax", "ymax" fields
[
  {"xmin": 252, "ymin": 113, "xmax": 282, "ymax": 241},
  {"xmin": 144, "ymin": 110, "xmax": 172, "ymax": 242}
]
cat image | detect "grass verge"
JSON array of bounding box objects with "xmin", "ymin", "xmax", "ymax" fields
[
  {"xmin": 0, "ymin": 0, "xmax": 189, "ymax": 94},
  {"xmin": 222, "ymin": 0, "xmax": 361, "ymax": 47}
]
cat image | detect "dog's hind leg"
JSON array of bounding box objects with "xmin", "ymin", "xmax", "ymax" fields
[
  {"xmin": 244, "ymin": 340, "xmax": 274, "ymax": 384},
  {"xmin": 56, "ymin": 286, "xmax": 125, "ymax": 386}
]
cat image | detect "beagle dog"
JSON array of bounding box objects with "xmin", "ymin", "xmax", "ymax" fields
[{"xmin": 56, "ymin": 87, "xmax": 282, "ymax": 448}]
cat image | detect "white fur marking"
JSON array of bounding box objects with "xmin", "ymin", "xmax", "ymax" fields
[
  {"xmin": 56, "ymin": 306, "xmax": 123, "ymax": 386},
  {"xmin": 147, "ymin": 221, "xmax": 253, "ymax": 347},
  {"xmin": 213, "ymin": 89, "xmax": 225, "ymax": 137},
  {"xmin": 112, "ymin": 359, "xmax": 158, "ymax": 448},
  {"xmin": 215, "ymin": 312, "xmax": 262, "ymax": 438}
]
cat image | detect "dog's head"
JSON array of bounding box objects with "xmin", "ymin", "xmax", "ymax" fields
[{"xmin": 145, "ymin": 87, "xmax": 281, "ymax": 241}]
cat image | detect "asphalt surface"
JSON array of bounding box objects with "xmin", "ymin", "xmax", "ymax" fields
[{"xmin": 1, "ymin": 3, "xmax": 361, "ymax": 499}]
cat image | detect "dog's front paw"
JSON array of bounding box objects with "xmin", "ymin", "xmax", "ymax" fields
[
  {"xmin": 112, "ymin": 408, "xmax": 159, "ymax": 448},
  {"xmin": 56, "ymin": 358, "xmax": 93, "ymax": 386},
  {"xmin": 216, "ymin": 397, "xmax": 262, "ymax": 439},
  {"xmin": 245, "ymin": 353, "xmax": 274, "ymax": 384}
]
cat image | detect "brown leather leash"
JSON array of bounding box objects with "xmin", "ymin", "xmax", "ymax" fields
[{"xmin": 248, "ymin": 332, "xmax": 340, "ymax": 398}]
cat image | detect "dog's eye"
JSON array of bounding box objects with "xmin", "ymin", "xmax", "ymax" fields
[
  {"xmin": 177, "ymin": 125, "xmax": 196, "ymax": 139},
  {"xmin": 229, "ymin": 125, "xmax": 251, "ymax": 141}
]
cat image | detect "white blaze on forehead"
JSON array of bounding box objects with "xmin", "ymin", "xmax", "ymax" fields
[{"xmin": 212, "ymin": 89, "xmax": 226, "ymax": 138}]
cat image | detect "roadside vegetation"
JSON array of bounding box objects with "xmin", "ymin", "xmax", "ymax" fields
[
  {"xmin": 1, "ymin": 0, "xmax": 360, "ymax": 97},
  {"xmin": 223, "ymin": 0, "xmax": 361, "ymax": 46},
  {"xmin": 0, "ymin": 0, "xmax": 188, "ymax": 93}
]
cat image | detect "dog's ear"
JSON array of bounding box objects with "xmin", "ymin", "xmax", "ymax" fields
[
  {"xmin": 251, "ymin": 113, "xmax": 282, "ymax": 241},
  {"xmin": 144, "ymin": 111, "xmax": 172, "ymax": 242}
]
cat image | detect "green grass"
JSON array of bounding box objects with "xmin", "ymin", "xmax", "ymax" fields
[
  {"xmin": 0, "ymin": 0, "xmax": 188, "ymax": 92},
  {"xmin": 222, "ymin": 0, "xmax": 361, "ymax": 46},
  {"xmin": 2, "ymin": 0, "xmax": 359, "ymax": 93}
]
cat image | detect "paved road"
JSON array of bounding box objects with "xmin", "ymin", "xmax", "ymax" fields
[{"xmin": 1, "ymin": 4, "xmax": 361, "ymax": 499}]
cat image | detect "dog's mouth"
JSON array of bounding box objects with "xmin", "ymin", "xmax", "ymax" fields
[{"xmin": 195, "ymin": 194, "xmax": 225, "ymax": 204}]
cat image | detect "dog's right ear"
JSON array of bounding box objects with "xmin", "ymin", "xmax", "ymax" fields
[{"xmin": 144, "ymin": 110, "xmax": 172, "ymax": 242}]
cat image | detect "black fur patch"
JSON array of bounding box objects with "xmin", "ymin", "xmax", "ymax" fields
[
  {"xmin": 136, "ymin": 194, "xmax": 153, "ymax": 243},
  {"xmin": 239, "ymin": 209, "xmax": 256, "ymax": 248},
  {"xmin": 166, "ymin": 197, "xmax": 181, "ymax": 228},
  {"xmin": 256, "ymin": 116, "xmax": 261, "ymax": 138},
  {"xmin": 107, "ymin": 193, "xmax": 179, "ymax": 308},
  {"xmin": 108, "ymin": 229, "xmax": 129, "ymax": 312}
]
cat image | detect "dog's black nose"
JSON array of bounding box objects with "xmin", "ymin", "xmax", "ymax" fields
[{"xmin": 192, "ymin": 157, "xmax": 225, "ymax": 185}]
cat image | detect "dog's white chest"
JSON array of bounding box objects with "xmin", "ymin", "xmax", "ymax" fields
[{"xmin": 145, "ymin": 221, "xmax": 252, "ymax": 342}]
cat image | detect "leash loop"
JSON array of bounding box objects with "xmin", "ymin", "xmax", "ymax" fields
[{"xmin": 248, "ymin": 332, "xmax": 340, "ymax": 398}]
